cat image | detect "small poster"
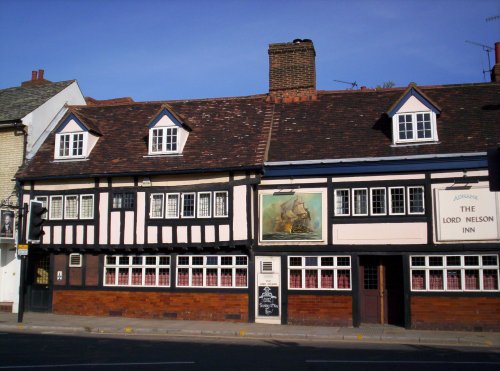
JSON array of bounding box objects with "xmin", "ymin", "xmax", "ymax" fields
[
  {"xmin": 0, "ymin": 210, "xmax": 14, "ymax": 239},
  {"xmin": 258, "ymin": 286, "xmax": 279, "ymax": 316}
]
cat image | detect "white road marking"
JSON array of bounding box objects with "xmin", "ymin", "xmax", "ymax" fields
[
  {"xmin": 0, "ymin": 361, "xmax": 195, "ymax": 369},
  {"xmin": 306, "ymin": 360, "xmax": 500, "ymax": 365}
]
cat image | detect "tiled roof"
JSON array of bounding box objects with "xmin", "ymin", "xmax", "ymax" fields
[
  {"xmin": 17, "ymin": 96, "xmax": 271, "ymax": 179},
  {"xmin": 267, "ymin": 83, "xmax": 500, "ymax": 162},
  {"xmin": 16, "ymin": 82, "xmax": 500, "ymax": 180},
  {"xmin": 0, "ymin": 80, "xmax": 75, "ymax": 122}
]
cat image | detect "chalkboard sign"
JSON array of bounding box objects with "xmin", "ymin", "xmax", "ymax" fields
[{"xmin": 258, "ymin": 286, "xmax": 279, "ymax": 316}]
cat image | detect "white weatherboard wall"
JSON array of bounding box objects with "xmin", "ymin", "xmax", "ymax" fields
[{"xmin": 24, "ymin": 81, "xmax": 86, "ymax": 159}]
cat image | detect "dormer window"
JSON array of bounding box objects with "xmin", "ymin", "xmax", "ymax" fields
[
  {"xmin": 58, "ymin": 132, "xmax": 85, "ymax": 158},
  {"xmin": 388, "ymin": 84, "xmax": 441, "ymax": 146},
  {"xmin": 147, "ymin": 106, "xmax": 191, "ymax": 156},
  {"xmin": 396, "ymin": 112, "xmax": 435, "ymax": 143},
  {"xmin": 54, "ymin": 113, "xmax": 100, "ymax": 160},
  {"xmin": 151, "ymin": 127, "xmax": 178, "ymax": 153}
]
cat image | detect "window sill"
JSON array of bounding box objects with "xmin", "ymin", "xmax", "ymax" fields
[
  {"xmin": 391, "ymin": 141, "xmax": 440, "ymax": 148},
  {"xmin": 144, "ymin": 153, "xmax": 183, "ymax": 158},
  {"xmin": 53, "ymin": 158, "xmax": 88, "ymax": 162}
]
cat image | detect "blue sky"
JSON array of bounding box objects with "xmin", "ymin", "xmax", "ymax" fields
[{"xmin": 0, "ymin": 0, "xmax": 498, "ymax": 101}]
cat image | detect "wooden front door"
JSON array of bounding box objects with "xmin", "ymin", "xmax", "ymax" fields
[
  {"xmin": 360, "ymin": 256, "xmax": 381, "ymax": 323},
  {"xmin": 359, "ymin": 256, "xmax": 404, "ymax": 325}
]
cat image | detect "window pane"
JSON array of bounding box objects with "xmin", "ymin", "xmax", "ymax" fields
[
  {"xmin": 335, "ymin": 189, "xmax": 350, "ymax": 215},
  {"xmin": 123, "ymin": 193, "xmax": 135, "ymax": 209},
  {"xmin": 416, "ymin": 113, "xmax": 432, "ymax": 139},
  {"xmin": 305, "ymin": 257, "xmax": 318, "ymax": 266},
  {"xmin": 337, "ymin": 270, "xmax": 350, "ymax": 289},
  {"xmin": 321, "ymin": 257, "xmax": 334, "ymax": 266},
  {"xmin": 482, "ymin": 256, "xmax": 498, "ymax": 266},
  {"xmin": 177, "ymin": 268, "xmax": 189, "ymax": 286},
  {"xmin": 166, "ymin": 194, "xmax": 179, "ymax": 218},
  {"xmin": 483, "ymin": 270, "xmax": 499, "ymax": 290},
  {"xmin": 50, "ymin": 196, "xmax": 63, "ymax": 219},
  {"xmin": 408, "ymin": 187, "xmax": 424, "ymax": 214},
  {"xmin": 235, "ymin": 268, "xmax": 247, "ymax": 287},
  {"xmin": 73, "ymin": 133, "xmax": 84, "ymax": 156},
  {"xmin": 398, "ymin": 114, "xmax": 413, "ymax": 140},
  {"xmin": 446, "ymin": 256, "xmax": 461, "ymax": 266},
  {"xmin": 411, "ymin": 256, "xmax": 425, "ymax": 266},
  {"xmin": 371, "ymin": 188, "xmax": 386, "ymax": 215},
  {"xmin": 305, "ymin": 270, "xmax": 318, "ymax": 288},
  {"xmin": 447, "ymin": 270, "xmax": 461, "ymax": 290},
  {"xmin": 182, "ymin": 194, "xmax": 195, "ymax": 217},
  {"xmin": 59, "ymin": 134, "xmax": 70, "ymax": 157},
  {"xmin": 214, "ymin": 192, "xmax": 228, "ymax": 217},
  {"xmin": 206, "ymin": 268, "xmax": 218, "ymax": 286},
  {"xmin": 65, "ymin": 195, "xmax": 78, "ymax": 219},
  {"xmin": 113, "ymin": 194, "xmax": 123, "ymax": 209},
  {"xmin": 198, "ymin": 193, "xmax": 211, "ymax": 217},
  {"xmin": 353, "ymin": 189, "xmax": 368, "ymax": 215},
  {"xmin": 464, "ymin": 256, "xmax": 479, "ymax": 266},
  {"xmin": 390, "ymin": 187, "xmax": 405, "ymax": 214},
  {"xmin": 166, "ymin": 128, "xmax": 178, "ymax": 152},
  {"xmin": 80, "ymin": 195, "xmax": 94, "ymax": 219},
  {"xmin": 290, "ymin": 270, "xmax": 302, "ymax": 288},
  {"xmin": 429, "ymin": 270, "xmax": 443, "ymax": 290},
  {"xmin": 289, "ymin": 257, "xmax": 302, "ymax": 266},
  {"xmin": 150, "ymin": 194, "xmax": 164, "ymax": 218},
  {"xmin": 158, "ymin": 268, "xmax": 170, "ymax": 286},
  {"xmin": 221, "ymin": 269, "xmax": 232, "ymax": 287},
  {"xmin": 145, "ymin": 268, "xmax": 156, "ymax": 286},
  {"xmin": 191, "ymin": 268, "xmax": 203, "ymax": 286},
  {"xmin": 337, "ymin": 257, "xmax": 350, "ymax": 266},
  {"xmin": 465, "ymin": 270, "xmax": 479, "ymax": 290},
  {"xmin": 321, "ymin": 270, "xmax": 334, "ymax": 288},
  {"xmin": 429, "ymin": 256, "xmax": 443, "ymax": 266},
  {"xmin": 152, "ymin": 128, "xmax": 163, "ymax": 152},
  {"xmin": 411, "ymin": 270, "xmax": 426, "ymax": 290}
]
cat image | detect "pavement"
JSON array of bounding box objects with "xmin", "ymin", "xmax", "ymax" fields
[{"xmin": 0, "ymin": 311, "xmax": 499, "ymax": 348}]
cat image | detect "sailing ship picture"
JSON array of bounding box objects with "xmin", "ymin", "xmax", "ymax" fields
[{"xmin": 261, "ymin": 192, "xmax": 323, "ymax": 241}]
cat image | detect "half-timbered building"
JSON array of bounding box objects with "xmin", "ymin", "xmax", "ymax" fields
[{"xmin": 16, "ymin": 39, "xmax": 500, "ymax": 330}]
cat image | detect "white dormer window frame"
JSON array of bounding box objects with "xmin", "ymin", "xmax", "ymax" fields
[
  {"xmin": 55, "ymin": 131, "xmax": 88, "ymax": 160},
  {"xmin": 393, "ymin": 111, "xmax": 438, "ymax": 144},
  {"xmin": 149, "ymin": 127, "xmax": 179, "ymax": 154}
]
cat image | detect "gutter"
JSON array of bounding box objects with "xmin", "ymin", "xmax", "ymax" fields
[
  {"xmin": 17, "ymin": 165, "xmax": 264, "ymax": 182},
  {"xmin": 265, "ymin": 152, "xmax": 488, "ymax": 166}
]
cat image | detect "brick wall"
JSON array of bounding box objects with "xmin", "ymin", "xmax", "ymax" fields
[
  {"xmin": 268, "ymin": 40, "xmax": 316, "ymax": 103},
  {"xmin": 0, "ymin": 128, "xmax": 23, "ymax": 211},
  {"xmin": 53, "ymin": 290, "xmax": 248, "ymax": 322},
  {"xmin": 287, "ymin": 294, "xmax": 352, "ymax": 326},
  {"xmin": 411, "ymin": 296, "xmax": 500, "ymax": 331}
]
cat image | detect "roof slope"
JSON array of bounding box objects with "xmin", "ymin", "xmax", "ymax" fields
[
  {"xmin": 0, "ymin": 80, "xmax": 75, "ymax": 122},
  {"xmin": 267, "ymin": 83, "xmax": 500, "ymax": 162},
  {"xmin": 17, "ymin": 96, "xmax": 271, "ymax": 179}
]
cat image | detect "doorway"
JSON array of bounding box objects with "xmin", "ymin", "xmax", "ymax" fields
[
  {"xmin": 26, "ymin": 252, "xmax": 52, "ymax": 312},
  {"xmin": 359, "ymin": 255, "xmax": 404, "ymax": 326}
]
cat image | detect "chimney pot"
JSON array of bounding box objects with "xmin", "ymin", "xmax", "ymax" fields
[
  {"xmin": 38, "ymin": 69, "xmax": 44, "ymax": 80},
  {"xmin": 31, "ymin": 70, "xmax": 37, "ymax": 81}
]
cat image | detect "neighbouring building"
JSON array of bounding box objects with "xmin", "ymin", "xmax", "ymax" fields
[
  {"xmin": 0, "ymin": 70, "xmax": 85, "ymax": 312},
  {"xmin": 15, "ymin": 41, "xmax": 500, "ymax": 330}
]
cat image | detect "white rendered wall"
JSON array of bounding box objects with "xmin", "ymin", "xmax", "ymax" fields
[{"xmin": 332, "ymin": 223, "xmax": 428, "ymax": 245}]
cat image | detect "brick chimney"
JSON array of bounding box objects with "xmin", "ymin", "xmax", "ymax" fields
[
  {"xmin": 491, "ymin": 42, "xmax": 500, "ymax": 82},
  {"xmin": 268, "ymin": 39, "xmax": 317, "ymax": 103},
  {"xmin": 21, "ymin": 69, "xmax": 51, "ymax": 87}
]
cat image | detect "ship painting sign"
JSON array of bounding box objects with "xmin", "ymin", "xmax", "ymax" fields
[{"xmin": 260, "ymin": 191, "xmax": 324, "ymax": 242}]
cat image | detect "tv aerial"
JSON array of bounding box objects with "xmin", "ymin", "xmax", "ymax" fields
[
  {"xmin": 333, "ymin": 79, "xmax": 358, "ymax": 89},
  {"xmin": 465, "ymin": 40, "xmax": 494, "ymax": 80}
]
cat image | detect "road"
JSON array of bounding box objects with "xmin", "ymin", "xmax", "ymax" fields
[{"xmin": 0, "ymin": 331, "xmax": 499, "ymax": 370}]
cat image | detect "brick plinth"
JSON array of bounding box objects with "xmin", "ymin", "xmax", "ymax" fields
[
  {"xmin": 53, "ymin": 290, "xmax": 248, "ymax": 322},
  {"xmin": 287, "ymin": 294, "xmax": 352, "ymax": 326},
  {"xmin": 411, "ymin": 296, "xmax": 500, "ymax": 331}
]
